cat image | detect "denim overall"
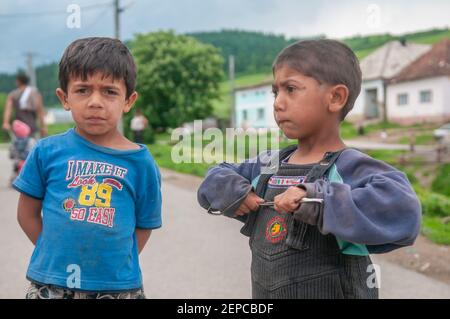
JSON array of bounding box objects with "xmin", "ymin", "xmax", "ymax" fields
[{"xmin": 241, "ymin": 146, "xmax": 378, "ymax": 299}]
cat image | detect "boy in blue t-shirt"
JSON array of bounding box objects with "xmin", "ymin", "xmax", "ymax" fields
[{"xmin": 13, "ymin": 37, "xmax": 162, "ymax": 299}]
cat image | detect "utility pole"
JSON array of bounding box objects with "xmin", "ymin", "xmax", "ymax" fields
[
  {"xmin": 25, "ymin": 52, "xmax": 37, "ymax": 87},
  {"xmin": 113, "ymin": 0, "xmax": 135, "ymax": 135},
  {"xmin": 114, "ymin": 0, "xmax": 121, "ymax": 40},
  {"xmin": 229, "ymin": 55, "xmax": 235, "ymax": 128},
  {"xmin": 114, "ymin": 0, "xmax": 124, "ymax": 133}
]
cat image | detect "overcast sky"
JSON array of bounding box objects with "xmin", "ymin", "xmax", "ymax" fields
[{"xmin": 0, "ymin": 0, "xmax": 449, "ymax": 73}]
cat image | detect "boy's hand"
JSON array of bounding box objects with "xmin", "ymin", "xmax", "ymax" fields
[
  {"xmin": 2, "ymin": 122, "xmax": 11, "ymax": 131},
  {"xmin": 273, "ymin": 186, "xmax": 307, "ymax": 214},
  {"xmin": 234, "ymin": 191, "xmax": 265, "ymax": 216}
]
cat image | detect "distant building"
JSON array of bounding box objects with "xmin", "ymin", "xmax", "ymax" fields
[
  {"xmin": 44, "ymin": 108, "xmax": 74, "ymax": 125},
  {"xmin": 387, "ymin": 38, "xmax": 450, "ymax": 124},
  {"xmin": 233, "ymin": 39, "xmax": 450, "ymax": 128},
  {"xmin": 234, "ymin": 82, "xmax": 277, "ymax": 129},
  {"xmin": 350, "ymin": 40, "xmax": 431, "ymax": 122}
]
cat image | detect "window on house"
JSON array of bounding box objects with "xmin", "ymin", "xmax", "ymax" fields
[
  {"xmin": 257, "ymin": 108, "xmax": 264, "ymax": 120},
  {"xmin": 397, "ymin": 93, "xmax": 408, "ymax": 106},
  {"xmin": 420, "ymin": 90, "xmax": 432, "ymax": 103},
  {"xmin": 242, "ymin": 110, "xmax": 248, "ymax": 121}
]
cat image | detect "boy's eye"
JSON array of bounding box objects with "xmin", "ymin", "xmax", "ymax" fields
[
  {"xmin": 286, "ymin": 86, "xmax": 296, "ymax": 93},
  {"xmin": 76, "ymin": 88, "xmax": 88, "ymax": 94},
  {"xmin": 105, "ymin": 89, "xmax": 118, "ymax": 95},
  {"xmin": 272, "ymin": 89, "xmax": 278, "ymax": 97}
]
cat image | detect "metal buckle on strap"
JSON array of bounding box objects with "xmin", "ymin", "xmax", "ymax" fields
[
  {"xmin": 207, "ymin": 207, "xmax": 223, "ymax": 215},
  {"xmin": 259, "ymin": 198, "xmax": 324, "ymax": 207}
]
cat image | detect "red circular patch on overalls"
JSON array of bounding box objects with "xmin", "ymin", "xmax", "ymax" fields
[{"xmin": 265, "ymin": 216, "xmax": 287, "ymax": 243}]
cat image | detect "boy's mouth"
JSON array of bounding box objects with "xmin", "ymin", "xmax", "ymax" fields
[
  {"xmin": 277, "ymin": 119, "xmax": 290, "ymax": 125},
  {"xmin": 86, "ymin": 116, "xmax": 107, "ymax": 123}
]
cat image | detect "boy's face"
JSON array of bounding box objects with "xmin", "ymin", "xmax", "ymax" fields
[
  {"xmin": 56, "ymin": 72, "xmax": 137, "ymax": 139},
  {"xmin": 272, "ymin": 65, "xmax": 332, "ymax": 140}
]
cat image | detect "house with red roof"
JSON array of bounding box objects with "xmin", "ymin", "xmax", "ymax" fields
[
  {"xmin": 349, "ymin": 40, "xmax": 431, "ymax": 122},
  {"xmin": 387, "ymin": 38, "xmax": 450, "ymax": 124}
]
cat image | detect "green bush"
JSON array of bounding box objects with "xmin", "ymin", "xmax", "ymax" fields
[
  {"xmin": 143, "ymin": 127, "xmax": 156, "ymax": 144},
  {"xmin": 432, "ymin": 164, "xmax": 450, "ymax": 197},
  {"xmin": 416, "ymin": 187, "xmax": 450, "ymax": 218},
  {"xmin": 422, "ymin": 217, "xmax": 450, "ymax": 245},
  {"xmin": 0, "ymin": 93, "xmax": 7, "ymax": 142}
]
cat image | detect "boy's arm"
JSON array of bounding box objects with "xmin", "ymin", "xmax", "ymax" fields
[
  {"xmin": 135, "ymin": 228, "xmax": 152, "ymax": 254},
  {"xmin": 292, "ymin": 150, "xmax": 422, "ymax": 251},
  {"xmin": 35, "ymin": 91, "xmax": 47, "ymax": 136},
  {"xmin": 17, "ymin": 193, "xmax": 42, "ymax": 245},
  {"xmin": 2, "ymin": 95, "xmax": 13, "ymax": 130},
  {"xmin": 197, "ymin": 151, "xmax": 274, "ymax": 218}
]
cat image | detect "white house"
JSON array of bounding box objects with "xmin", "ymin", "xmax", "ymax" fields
[
  {"xmin": 233, "ymin": 39, "xmax": 449, "ymax": 128},
  {"xmin": 44, "ymin": 107, "xmax": 74, "ymax": 125},
  {"xmin": 349, "ymin": 40, "xmax": 431, "ymax": 122},
  {"xmin": 387, "ymin": 38, "xmax": 450, "ymax": 124},
  {"xmin": 234, "ymin": 81, "xmax": 277, "ymax": 129}
]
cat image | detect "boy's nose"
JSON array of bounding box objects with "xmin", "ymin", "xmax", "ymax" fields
[
  {"xmin": 274, "ymin": 96, "xmax": 285, "ymax": 112},
  {"xmin": 87, "ymin": 91, "xmax": 105, "ymax": 108}
]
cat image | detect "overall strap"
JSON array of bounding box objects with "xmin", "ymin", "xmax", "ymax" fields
[
  {"xmin": 285, "ymin": 148, "xmax": 347, "ymax": 249},
  {"xmin": 254, "ymin": 144, "xmax": 297, "ymax": 197},
  {"xmin": 305, "ymin": 149, "xmax": 346, "ymax": 183}
]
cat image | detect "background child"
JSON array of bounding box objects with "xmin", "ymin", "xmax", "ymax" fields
[
  {"xmin": 197, "ymin": 39, "xmax": 421, "ymax": 299},
  {"xmin": 13, "ymin": 37, "xmax": 162, "ymax": 299},
  {"xmin": 130, "ymin": 108, "xmax": 149, "ymax": 144}
]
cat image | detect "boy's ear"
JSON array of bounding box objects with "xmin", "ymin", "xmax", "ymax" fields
[
  {"xmin": 327, "ymin": 85, "xmax": 349, "ymax": 114},
  {"xmin": 56, "ymin": 88, "xmax": 70, "ymax": 111},
  {"xmin": 123, "ymin": 91, "xmax": 138, "ymax": 113}
]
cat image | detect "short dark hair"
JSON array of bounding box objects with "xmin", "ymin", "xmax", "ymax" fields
[
  {"xmin": 16, "ymin": 73, "xmax": 30, "ymax": 85},
  {"xmin": 59, "ymin": 37, "xmax": 136, "ymax": 98},
  {"xmin": 273, "ymin": 39, "xmax": 362, "ymax": 121}
]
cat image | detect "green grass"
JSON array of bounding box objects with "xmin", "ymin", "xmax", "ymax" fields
[
  {"xmin": 47, "ymin": 123, "xmax": 75, "ymax": 136},
  {"xmin": 341, "ymin": 121, "xmax": 413, "ymax": 141},
  {"xmin": 0, "ymin": 123, "xmax": 74, "ymax": 142},
  {"xmin": 406, "ymin": 29, "xmax": 450, "ymax": 45},
  {"xmin": 432, "ymin": 164, "xmax": 450, "ymax": 197},
  {"xmin": 412, "ymin": 183, "xmax": 450, "ymax": 245},
  {"xmin": 354, "ymin": 48, "xmax": 377, "ymax": 60},
  {"xmin": 365, "ymin": 149, "xmax": 405, "ymax": 165},
  {"xmin": 399, "ymin": 133, "xmax": 435, "ymax": 145},
  {"xmin": 233, "ymin": 72, "xmax": 273, "ymax": 87},
  {"xmin": 340, "ymin": 121, "xmax": 359, "ymax": 139},
  {"xmin": 422, "ymin": 216, "xmax": 450, "ymax": 245},
  {"xmin": 0, "ymin": 131, "xmax": 8, "ymax": 143},
  {"xmin": 148, "ymin": 143, "xmax": 214, "ymax": 177}
]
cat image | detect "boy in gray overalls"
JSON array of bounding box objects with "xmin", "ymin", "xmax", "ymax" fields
[{"xmin": 197, "ymin": 40, "xmax": 422, "ymax": 299}]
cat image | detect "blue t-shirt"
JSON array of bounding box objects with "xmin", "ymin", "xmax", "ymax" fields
[{"xmin": 13, "ymin": 128, "xmax": 162, "ymax": 292}]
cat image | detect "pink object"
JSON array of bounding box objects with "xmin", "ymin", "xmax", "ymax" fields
[{"xmin": 12, "ymin": 120, "xmax": 31, "ymax": 138}]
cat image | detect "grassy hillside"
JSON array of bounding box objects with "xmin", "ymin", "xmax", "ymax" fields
[{"xmin": 213, "ymin": 72, "xmax": 272, "ymax": 119}]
